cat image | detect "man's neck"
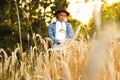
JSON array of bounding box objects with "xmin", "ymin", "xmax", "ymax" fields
[{"xmin": 57, "ymin": 20, "xmax": 65, "ymax": 23}]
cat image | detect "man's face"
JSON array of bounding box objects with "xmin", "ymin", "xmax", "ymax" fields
[{"xmin": 57, "ymin": 12, "xmax": 67, "ymax": 22}]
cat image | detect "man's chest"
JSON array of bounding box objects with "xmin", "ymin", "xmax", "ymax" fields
[{"xmin": 56, "ymin": 22, "xmax": 66, "ymax": 34}]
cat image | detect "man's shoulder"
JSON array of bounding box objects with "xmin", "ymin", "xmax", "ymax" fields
[
  {"xmin": 50, "ymin": 21, "xmax": 57, "ymax": 25},
  {"xmin": 49, "ymin": 21, "xmax": 71, "ymax": 27},
  {"xmin": 65, "ymin": 22, "xmax": 71, "ymax": 27},
  {"xmin": 65, "ymin": 21, "xmax": 69, "ymax": 24},
  {"xmin": 49, "ymin": 21, "xmax": 56, "ymax": 28}
]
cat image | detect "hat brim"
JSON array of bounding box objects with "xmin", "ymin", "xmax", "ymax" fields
[{"xmin": 55, "ymin": 10, "xmax": 70, "ymax": 16}]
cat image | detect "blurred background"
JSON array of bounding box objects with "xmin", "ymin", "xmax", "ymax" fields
[{"xmin": 0, "ymin": 0, "xmax": 120, "ymax": 53}]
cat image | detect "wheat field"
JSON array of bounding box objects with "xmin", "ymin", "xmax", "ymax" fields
[
  {"xmin": 0, "ymin": 26, "xmax": 120, "ymax": 80},
  {"xmin": 0, "ymin": 1, "xmax": 120, "ymax": 80}
]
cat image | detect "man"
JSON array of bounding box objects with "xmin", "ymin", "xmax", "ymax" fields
[{"xmin": 48, "ymin": 9, "xmax": 74, "ymax": 50}]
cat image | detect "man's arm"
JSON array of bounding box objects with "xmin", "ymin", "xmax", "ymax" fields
[
  {"xmin": 66, "ymin": 23, "xmax": 74, "ymax": 40},
  {"xmin": 48, "ymin": 23, "xmax": 59, "ymax": 43}
]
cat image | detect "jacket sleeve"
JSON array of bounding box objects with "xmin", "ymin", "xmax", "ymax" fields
[
  {"xmin": 48, "ymin": 23, "xmax": 59, "ymax": 43},
  {"xmin": 67, "ymin": 24, "xmax": 74, "ymax": 40}
]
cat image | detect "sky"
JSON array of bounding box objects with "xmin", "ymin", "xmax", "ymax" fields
[{"xmin": 67, "ymin": 0, "xmax": 120, "ymax": 24}]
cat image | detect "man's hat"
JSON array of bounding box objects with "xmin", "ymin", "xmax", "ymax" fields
[{"xmin": 55, "ymin": 9, "xmax": 70, "ymax": 16}]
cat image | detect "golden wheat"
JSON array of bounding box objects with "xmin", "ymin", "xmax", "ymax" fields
[{"xmin": 0, "ymin": 31, "xmax": 120, "ymax": 80}]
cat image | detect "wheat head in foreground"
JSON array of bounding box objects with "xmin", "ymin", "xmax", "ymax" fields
[{"xmin": 0, "ymin": 30, "xmax": 120, "ymax": 80}]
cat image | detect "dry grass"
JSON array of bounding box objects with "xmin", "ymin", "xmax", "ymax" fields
[
  {"xmin": 0, "ymin": 31, "xmax": 120, "ymax": 80},
  {"xmin": 7, "ymin": 1, "xmax": 120, "ymax": 79}
]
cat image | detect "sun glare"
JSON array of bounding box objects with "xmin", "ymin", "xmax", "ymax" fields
[
  {"xmin": 67, "ymin": 0, "xmax": 97, "ymax": 24},
  {"xmin": 67, "ymin": 0, "xmax": 120, "ymax": 24},
  {"xmin": 107, "ymin": 0, "xmax": 120, "ymax": 5}
]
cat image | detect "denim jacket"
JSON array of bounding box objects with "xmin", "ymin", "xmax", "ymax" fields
[{"xmin": 48, "ymin": 21, "xmax": 74, "ymax": 44}]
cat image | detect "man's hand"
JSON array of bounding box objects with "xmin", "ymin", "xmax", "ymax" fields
[
  {"xmin": 57, "ymin": 40, "xmax": 64, "ymax": 45},
  {"xmin": 57, "ymin": 42, "xmax": 61, "ymax": 45}
]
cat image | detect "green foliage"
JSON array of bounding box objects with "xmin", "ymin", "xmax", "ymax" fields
[
  {"xmin": 0, "ymin": 0, "xmax": 69, "ymax": 53},
  {"xmin": 102, "ymin": 2, "xmax": 120, "ymax": 23},
  {"xmin": 86, "ymin": 2, "xmax": 120, "ymax": 39},
  {"xmin": 87, "ymin": 18, "xmax": 96, "ymax": 38},
  {"xmin": 68, "ymin": 16, "xmax": 81, "ymax": 32}
]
